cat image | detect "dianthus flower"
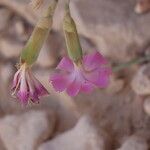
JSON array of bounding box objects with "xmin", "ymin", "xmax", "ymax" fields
[
  {"xmin": 12, "ymin": 63, "xmax": 48, "ymax": 105},
  {"xmin": 50, "ymin": 52, "xmax": 111, "ymax": 96}
]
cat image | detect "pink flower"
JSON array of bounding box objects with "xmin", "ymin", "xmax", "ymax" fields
[
  {"xmin": 12, "ymin": 63, "xmax": 49, "ymax": 105},
  {"xmin": 50, "ymin": 52, "xmax": 111, "ymax": 96}
]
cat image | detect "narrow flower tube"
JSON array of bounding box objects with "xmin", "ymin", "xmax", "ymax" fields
[
  {"xmin": 63, "ymin": 1, "xmax": 83, "ymax": 63},
  {"xmin": 21, "ymin": 0, "xmax": 58, "ymax": 65}
]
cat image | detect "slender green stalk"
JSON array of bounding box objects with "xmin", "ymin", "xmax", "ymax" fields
[
  {"xmin": 21, "ymin": 0, "xmax": 58, "ymax": 65},
  {"xmin": 63, "ymin": 0, "xmax": 83, "ymax": 63},
  {"xmin": 113, "ymin": 54, "xmax": 150, "ymax": 72}
]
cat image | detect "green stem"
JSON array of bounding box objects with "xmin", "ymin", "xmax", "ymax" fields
[
  {"xmin": 21, "ymin": 0, "xmax": 58, "ymax": 65},
  {"xmin": 113, "ymin": 54, "xmax": 150, "ymax": 72}
]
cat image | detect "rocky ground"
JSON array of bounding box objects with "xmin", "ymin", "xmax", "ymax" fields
[{"xmin": 0, "ymin": 0, "xmax": 150, "ymax": 149}]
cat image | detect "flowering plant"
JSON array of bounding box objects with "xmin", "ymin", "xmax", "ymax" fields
[
  {"xmin": 50, "ymin": 52, "xmax": 111, "ymax": 96},
  {"xmin": 11, "ymin": 0, "xmax": 111, "ymax": 105},
  {"xmin": 11, "ymin": 0, "xmax": 58, "ymax": 105},
  {"xmin": 49, "ymin": 1, "xmax": 111, "ymax": 96}
]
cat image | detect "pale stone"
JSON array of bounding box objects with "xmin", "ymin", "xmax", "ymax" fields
[
  {"xmin": 0, "ymin": 38, "xmax": 23, "ymax": 58},
  {"xmin": 0, "ymin": 8, "xmax": 11, "ymax": 31},
  {"xmin": 106, "ymin": 76, "xmax": 125, "ymax": 94},
  {"xmin": 117, "ymin": 135, "xmax": 148, "ymax": 150},
  {"xmin": 71, "ymin": 0, "xmax": 150, "ymax": 61},
  {"xmin": 143, "ymin": 98, "xmax": 150, "ymax": 116},
  {"xmin": 0, "ymin": 110, "xmax": 56, "ymax": 150},
  {"xmin": 38, "ymin": 116, "xmax": 108, "ymax": 150},
  {"xmin": 131, "ymin": 64, "xmax": 150, "ymax": 95}
]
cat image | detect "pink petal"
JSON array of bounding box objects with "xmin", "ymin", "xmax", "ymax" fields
[
  {"xmin": 17, "ymin": 70, "xmax": 29, "ymax": 105},
  {"xmin": 84, "ymin": 70, "xmax": 99, "ymax": 83},
  {"xmin": 12, "ymin": 69, "xmax": 20, "ymax": 89},
  {"xmin": 83, "ymin": 52, "xmax": 108, "ymax": 70},
  {"xmin": 50, "ymin": 73, "xmax": 72, "ymax": 92},
  {"xmin": 93, "ymin": 52, "xmax": 108, "ymax": 65},
  {"xmin": 27, "ymin": 76, "xmax": 39, "ymax": 102},
  {"xmin": 81, "ymin": 82, "xmax": 95, "ymax": 93},
  {"xmin": 29, "ymin": 71, "xmax": 49, "ymax": 97},
  {"xmin": 17, "ymin": 91, "xmax": 29, "ymax": 105},
  {"xmin": 84, "ymin": 65, "xmax": 111, "ymax": 88},
  {"xmin": 57, "ymin": 57, "xmax": 74, "ymax": 72},
  {"xmin": 36, "ymin": 85, "xmax": 49, "ymax": 96},
  {"xmin": 95, "ymin": 68, "xmax": 111, "ymax": 88},
  {"xmin": 33, "ymin": 78, "xmax": 49, "ymax": 96},
  {"xmin": 30, "ymin": 91, "xmax": 39, "ymax": 103},
  {"xmin": 66, "ymin": 79, "xmax": 81, "ymax": 96}
]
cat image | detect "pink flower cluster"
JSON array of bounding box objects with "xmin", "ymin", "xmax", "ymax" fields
[
  {"xmin": 12, "ymin": 51, "xmax": 111, "ymax": 105},
  {"xmin": 50, "ymin": 52, "xmax": 111, "ymax": 96},
  {"xmin": 12, "ymin": 63, "xmax": 48, "ymax": 105}
]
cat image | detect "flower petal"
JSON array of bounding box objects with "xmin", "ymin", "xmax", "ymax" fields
[
  {"xmin": 17, "ymin": 69, "xmax": 29, "ymax": 105},
  {"xmin": 66, "ymin": 79, "xmax": 81, "ymax": 96},
  {"xmin": 84, "ymin": 64, "xmax": 111, "ymax": 88},
  {"xmin": 81, "ymin": 82, "xmax": 95, "ymax": 93},
  {"xmin": 29, "ymin": 71, "xmax": 49, "ymax": 97},
  {"xmin": 27, "ymin": 75, "xmax": 39, "ymax": 102},
  {"xmin": 83, "ymin": 52, "xmax": 108, "ymax": 70},
  {"xmin": 30, "ymin": 90, "xmax": 39, "ymax": 103},
  {"xmin": 57, "ymin": 57, "xmax": 74, "ymax": 72},
  {"xmin": 95, "ymin": 67, "xmax": 111, "ymax": 88},
  {"xmin": 12, "ymin": 69, "xmax": 20, "ymax": 89},
  {"xmin": 33, "ymin": 78, "xmax": 49, "ymax": 96},
  {"xmin": 50, "ymin": 73, "xmax": 72, "ymax": 92},
  {"xmin": 17, "ymin": 91, "xmax": 29, "ymax": 105}
]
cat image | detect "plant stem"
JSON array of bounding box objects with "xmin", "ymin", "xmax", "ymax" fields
[{"xmin": 113, "ymin": 54, "xmax": 150, "ymax": 72}]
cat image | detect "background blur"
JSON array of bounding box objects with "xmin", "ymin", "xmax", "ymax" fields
[{"xmin": 0, "ymin": 0, "xmax": 150, "ymax": 149}]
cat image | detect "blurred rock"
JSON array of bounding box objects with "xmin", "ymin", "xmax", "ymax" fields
[
  {"xmin": 0, "ymin": 8, "xmax": 11, "ymax": 31},
  {"xmin": 80, "ymin": 37, "xmax": 96, "ymax": 54},
  {"xmin": 38, "ymin": 116, "xmax": 109, "ymax": 150},
  {"xmin": 36, "ymin": 44, "xmax": 55, "ymax": 68},
  {"xmin": 0, "ymin": 109, "xmax": 56, "ymax": 150},
  {"xmin": 11, "ymin": 19, "xmax": 28, "ymax": 42},
  {"xmin": 0, "ymin": 63, "xmax": 14, "ymax": 100},
  {"xmin": 106, "ymin": 76, "xmax": 125, "ymax": 94},
  {"xmin": 0, "ymin": 38, "xmax": 23, "ymax": 58},
  {"xmin": 71, "ymin": 0, "xmax": 150, "ymax": 61},
  {"xmin": 0, "ymin": 139, "xmax": 6, "ymax": 150},
  {"xmin": 36, "ymin": 31, "xmax": 63, "ymax": 68},
  {"xmin": 135, "ymin": 0, "xmax": 150, "ymax": 14},
  {"xmin": 131, "ymin": 64, "xmax": 150, "ymax": 95},
  {"xmin": 143, "ymin": 98, "xmax": 150, "ymax": 116},
  {"xmin": 0, "ymin": 0, "xmax": 37, "ymax": 25},
  {"xmin": 14, "ymin": 20, "xmax": 24, "ymax": 35},
  {"xmin": 117, "ymin": 135, "xmax": 148, "ymax": 150},
  {"xmin": 0, "ymin": 63, "xmax": 13, "ymax": 85}
]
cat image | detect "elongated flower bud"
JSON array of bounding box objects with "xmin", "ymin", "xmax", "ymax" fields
[
  {"xmin": 21, "ymin": 0, "xmax": 58, "ymax": 65},
  {"xmin": 63, "ymin": 2, "xmax": 83, "ymax": 63}
]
